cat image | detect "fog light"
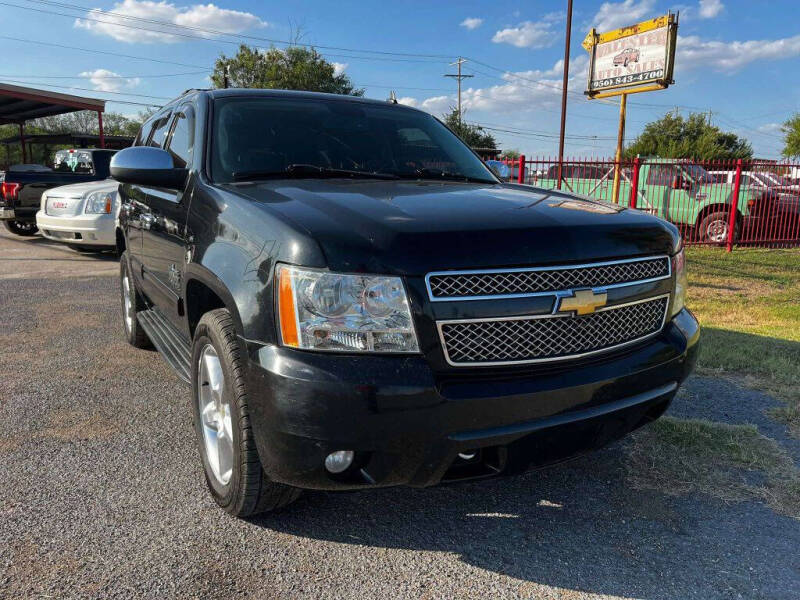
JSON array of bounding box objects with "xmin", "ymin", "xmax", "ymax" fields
[
  {"xmin": 458, "ymin": 451, "xmax": 477, "ymax": 461},
  {"xmin": 324, "ymin": 450, "xmax": 354, "ymax": 473}
]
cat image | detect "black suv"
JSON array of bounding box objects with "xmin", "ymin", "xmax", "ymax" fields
[{"xmin": 111, "ymin": 89, "xmax": 699, "ymax": 517}]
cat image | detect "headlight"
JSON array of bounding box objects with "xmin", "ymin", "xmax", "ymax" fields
[
  {"xmin": 85, "ymin": 191, "xmax": 113, "ymax": 214},
  {"xmin": 276, "ymin": 264, "xmax": 419, "ymax": 353},
  {"xmin": 671, "ymin": 248, "xmax": 687, "ymax": 317}
]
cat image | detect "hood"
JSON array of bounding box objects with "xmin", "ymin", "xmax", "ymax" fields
[
  {"xmin": 222, "ymin": 180, "xmax": 680, "ymax": 274},
  {"xmin": 43, "ymin": 178, "xmax": 118, "ymax": 198}
]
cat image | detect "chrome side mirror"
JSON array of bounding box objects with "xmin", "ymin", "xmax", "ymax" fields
[{"xmin": 110, "ymin": 147, "xmax": 188, "ymax": 190}]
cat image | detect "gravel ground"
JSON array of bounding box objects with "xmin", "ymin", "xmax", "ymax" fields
[{"xmin": 1, "ymin": 229, "xmax": 799, "ymax": 600}]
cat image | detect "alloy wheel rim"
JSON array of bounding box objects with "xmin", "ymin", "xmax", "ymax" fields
[
  {"xmin": 122, "ymin": 274, "xmax": 134, "ymax": 333},
  {"xmin": 707, "ymin": 219, "xmax": 728, "ymax": 243},
  {"xmin": 197, "ymin": 344, "xmax": 233, "ymax": 486}
]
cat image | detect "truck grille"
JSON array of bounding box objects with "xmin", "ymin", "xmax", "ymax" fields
[
  {"xmin": 427, "ymin": 256, "xmax": 670, "ymax": 300},
  {"xmin": 45, "ymin": 196, "xmax": 83, "ymax": 217},
  {"xmin": 438, "ymin": 295, "xmax": 669, "ymax": 366}
]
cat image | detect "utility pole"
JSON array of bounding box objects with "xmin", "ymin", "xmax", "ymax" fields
[
  {"xmin": 556, "ymin": 0, "xmax": 574, "ymax": 190},
  {"xmin": 223, "ymin": 65, "xmax": 230, "ymax": 89},
  {"xmin": 444, "ymin": 57, "xmax": 473, "ymax": 126}
]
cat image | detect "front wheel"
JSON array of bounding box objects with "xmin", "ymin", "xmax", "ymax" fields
[
  {"xmin": 191, "ymin": 309, "xmax": 301, "ymax": 517},
  {"xmin": 120, "ymin": 252, "xmax": 151, "ymax": 348},
  {"xmin": 2, "ymin": 220, "xmax": 38, "ymax": 236},
  {"xmin": 699, "ymin": 211, "xmax": 738, "ymax": 244}
]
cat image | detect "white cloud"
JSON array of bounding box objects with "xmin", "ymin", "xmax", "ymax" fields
[
  {"xmin": 492, "ymin": 20, "xmax": 557, "ymax": 48},
  {"xmin": 397, "ymin": 97, "xmax": 419, "ymax": 108},
  {"xmin": 460, "ymin": 17, "xmax": 483, "ymax": 30},
  {"xmin": 758, "ymin": 123, "xmax": 782, "ymax": 133},
  {"xmin": 332, "ymin": 62, "xmax": 348, "ymax": 76},
  {"xmin": 698, "ymin": 0, "xmax": 724, "ymax": 18},
  {"xmin": 75, "ymin": 0, "xmax": 266, "ymax": 43},
  {"xmin": 78, "ymin": 68, "xmax": 140, "ymax": 92},
  {"xmin": 591, "ymin": 0, "xmax": 655, "ymax": 32},
  {"xmin": 678, "ymin": 34, "xmax": 800, "ymax": 71}
]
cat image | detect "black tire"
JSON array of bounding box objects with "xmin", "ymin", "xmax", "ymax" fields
[
  {"xmin": 120, "ymin": 252, "xmax": 151, "ymax": 349},
  {"xmin": 698, "ymin": 211, "xmax": 738, "ymax": 245},
  {"xmin": 191, "ymin": 308, "xmax": 301, "ymax": 517},
  {"xmin": 2, "ymin": 220, "xmax": 38, "ymax": 236}
]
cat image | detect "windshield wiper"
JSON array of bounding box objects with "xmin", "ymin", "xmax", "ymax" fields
[
  {"xmin": 232, "ymin": 164, "xmax": 399, "ymax": 181},
  {"xmin": 402, "ymin": 167, "xmax": 497, "ymax": 185}
]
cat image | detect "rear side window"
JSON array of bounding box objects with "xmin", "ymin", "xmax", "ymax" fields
[
  {"xmin": 646, "ymin": 165, "xmax": 677, "ymax": 186},
  {"xmin": 148, "ymin": 112, "xmax": 173, "ymax": 149},
  {"xmin": 166, "ymin": 106, "xmax": 195, "ymax": 169}
]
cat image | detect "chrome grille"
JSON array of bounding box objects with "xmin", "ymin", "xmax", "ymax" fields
[
  {"xmin": 427, "ymin": 256, "xmax": 670, "ymax": 300},
  {"xmin": 438, "ymin": 295, "xmax": 669, "ymax": 366},
  {"xmin": 45, "ymin": 196, "xmax": 83, "ymax": 217}
]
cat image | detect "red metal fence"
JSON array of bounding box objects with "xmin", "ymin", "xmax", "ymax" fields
[{"xmin": 491, "ymin": 156, "xmax": 800, "ymax": 251}]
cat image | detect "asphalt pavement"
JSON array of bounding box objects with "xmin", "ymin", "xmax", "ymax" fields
[{"xmin": 1, "ymin": 227, "xmax": 798, "ymax": 600}]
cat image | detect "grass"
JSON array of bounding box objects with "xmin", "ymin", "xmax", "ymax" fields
[
  {"xmin": 627, "ymin": 417, "xmax": 800, "ymax": 518},
  {"xmin": 686, "ymin": 247, "xmax": 800, "ymax": 434},
  {"xmin": 625, "ymin": 247, "xmax": 800, "ymax": 517}
]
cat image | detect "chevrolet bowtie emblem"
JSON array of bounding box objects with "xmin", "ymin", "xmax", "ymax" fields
[{"xmin": 556, "ymin": 289, "xmax": 608, "ymax": 316}]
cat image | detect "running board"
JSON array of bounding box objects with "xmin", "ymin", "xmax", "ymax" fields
[{"xmin": 137, "ymin": 309, "xmax": 192, "ymax": 385}]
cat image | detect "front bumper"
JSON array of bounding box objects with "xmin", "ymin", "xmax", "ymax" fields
[
  {"xmin": 35, "ymin": 210, "xmax": 116, "ymax": 246},
  {"xmin": 245, "ymin": 308, "xmax": 700, "ymax": 491}
]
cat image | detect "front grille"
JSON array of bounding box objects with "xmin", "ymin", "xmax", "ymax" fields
[
  {"xmin": 438, "ymin": 295, "xmax": 669, "ymax": 366},
  {"xmin": 427, "ymin": 256, "xmax": 670, "ymax": 300},
  {"xmin": 45, "ymin": 196, "xmax": 83, "ymax": 217}
]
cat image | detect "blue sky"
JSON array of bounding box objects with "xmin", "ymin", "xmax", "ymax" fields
[{"xmin": 2, "ymin": 0, "xmax": 798, "ymax": 157}]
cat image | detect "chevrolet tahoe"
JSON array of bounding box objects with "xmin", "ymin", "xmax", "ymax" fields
[{"xmin": 111, "ymin": 89, "xmax": 699, "ymax": 517}]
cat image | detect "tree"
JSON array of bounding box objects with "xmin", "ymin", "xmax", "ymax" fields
[
  {"xmin": 211, "ymin": 44, "xmax": 363, "ymax": 96},
  {"xmin": 29, "ymin": 109, "xmax": 153, "ymax": 137},
  {"xmin": 624, "ymin": 112, "xmax": 752, "ymax": 160},
  {"xmin": 502, "ymin": 149, "xmax": 521, "ymax": 159},
  {"xmin": 442, "ymin": 109, "xmax": 497, "ymax": 151},
  {"xmin": 781, "ymin": 113, "xmax": 800, "ymax": 158}
]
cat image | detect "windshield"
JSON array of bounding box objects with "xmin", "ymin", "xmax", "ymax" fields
[
  {"xmin": 210, "ymin": 97, "xmax": 498, "ymax": 184},
  {"xmin": 680, "ymin": 164, "xmax": 713, "ymax": 183}
]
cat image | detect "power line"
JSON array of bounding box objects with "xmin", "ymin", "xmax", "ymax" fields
[
  {"xmin": 0, "ymin": 35, "xmax": 209, "ymax": 68},
  {"xmin": 443, "ymin": 58, "xmax": 473, "ymax": 124},
  {"xmin": 11, "ymin": 0, "xmax": 455, "ymax": 61},
  {"xmin": 0, "ymin": 70, "xmax": 207, "ymax": 80},
  {"xmin": 0, "ymin": 78, "xmax": 172, "ymax": 100}
]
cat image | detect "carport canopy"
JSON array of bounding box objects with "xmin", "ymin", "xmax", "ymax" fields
[
  {"xmin": 0, "ymin": 83, "xmax": 105, "ymax": 124},
  {"xmin": 0, "ymin": 83, "xmax": 107, "ymax": 162}
]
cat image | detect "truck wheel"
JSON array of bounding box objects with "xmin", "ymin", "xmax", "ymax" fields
[
  {"xmin": 699, "ymin": 211, "xmax": 737, "ymax": 244},
  {"xmin": 2, "ymin": 220, "xmax": 38, "ymax": 236},
  {"xmin": 191, "ymin": 309, "xmax": 301, "ymax": 517},
  {"xmin": 120, "ymin": 252, "xmax": 151, "ymax": 349}
]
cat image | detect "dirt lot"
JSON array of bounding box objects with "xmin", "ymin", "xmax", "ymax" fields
[{"xmin": 1, "ymin": 228, "xmax": 799, "ymax": 600}]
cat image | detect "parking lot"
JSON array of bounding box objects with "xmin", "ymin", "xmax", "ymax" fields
[{"xmin": 1, "ymin": 227, "xmax": 799, "ymax": 600}]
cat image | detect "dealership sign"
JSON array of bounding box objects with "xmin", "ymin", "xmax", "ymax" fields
[{"xmin": 583, "ymin": 13, "xmax": 678, "ymax": 98}]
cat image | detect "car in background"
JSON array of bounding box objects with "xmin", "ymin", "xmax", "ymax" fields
[
  {"xmin": 36, "ymin": 179, "xmax": 119, "ymax": 252},
  {"xmin": 709, "ymin": 170, "xmax": 800, "ymax": 192},
  {"xmin": 0, "ymin": 148, "xmax": 116, "ymax": 236},
  {"xmin": 613, "ymin": 48, "xmax": 640, "ymax": 67}
]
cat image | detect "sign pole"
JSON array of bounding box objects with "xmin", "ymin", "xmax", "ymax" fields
[
  {"xmin": 612, "ymin": 92, "xmax": 627, "ymax": 204},
  {"xmin": 556, "ymin": 0, "xmax": 573, "ymax": 190}
]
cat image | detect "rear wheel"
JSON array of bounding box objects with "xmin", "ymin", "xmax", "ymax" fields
[
  {"xmin": 120, "ymin": 252, "xmax": 151, "ymax": 349},
  {"xmin": 699, "ymin": 211, "xmax": 738, "ymax": 244},
  {"xmin": 191, "ymin": 308, "xmax": 301, "ymax": 517},
  {"xmin": 2, "ymin": 220, "xmax": 38, "ymax": 236}
]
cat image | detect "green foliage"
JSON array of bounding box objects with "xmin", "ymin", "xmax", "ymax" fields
[
  {"xmin": 211, "ymin": 44, "xmax": 363, "ymax": 96},
  {"xmin": 502, "ymin": 149, "xmax": 521, "ymax": 159},
  {"xmin": 780, "ymin": 113, "xmax": 800, "ymax": 158},
  {"xmin": 442, "ymin": 109, "xmax": 497, "ymax": 150},
  {"xmin": 624, "ymin": 112, "xmax": 752, "ymax": 160}
]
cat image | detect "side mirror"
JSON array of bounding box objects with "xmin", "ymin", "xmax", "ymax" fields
[
  {"xmin": 671, "ymin": 175, "xmax": 691, "ymax": 190},
  {"xmin": 110, "ymin": 146, "xmax": 188, "ymax": 190}
]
